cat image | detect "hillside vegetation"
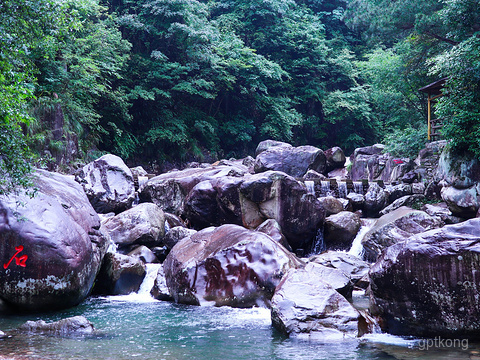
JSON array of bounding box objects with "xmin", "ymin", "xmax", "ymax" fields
[{"xmin": 1, "ymin": 0, "xmax": 479, "ymax": 192}]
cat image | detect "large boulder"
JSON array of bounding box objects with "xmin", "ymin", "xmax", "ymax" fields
[
  {"xmin": 151, "ymin": 265, "xmax": 173, "ymax": 301},
  {"xmin": 164, "ymin": 224, "xmax": 302, "ymax": 307},
  {"xmin": 240, "ymin": 171, "xmax": 325, "ymax": 251},
  {"xmin": 304, "ymin": 262, "xmax": 353, "ymax": 298},
  {"xmin": 364, "ymin": 183, "xmax": 387, "ymax": 217},
  {"xmin": 93, "ymin": 252, "xmax": 146, "ymax": 295},
  {"xmin": 324, "ymin": 211, "xmax": 361, "ymax": 250},
  {"xmin": 255, "ymin": 139, "xmax": 291, "ymax": 157},
  {"xmin": 0, "ymin": 170, "xmax": 109, "ymax": 311},
  {"xmin": 75, "ymin": 154, "xmax": 135, "ymax": 214},
  {"xmin": 184, "ymin": 176, "xmax": 244, "ymax": 228},
  {"xmin": 271, "ymin": 266, "xmax": 363, "ymax": 341},
  {"xmin": 369, "ymin": 218, "xmax": 480, "ymax": 337},
  {"xmin": 324, "ymin": 146, "xmax": 346, "ymax": 172},
  {"xmin": 139, "ymin": 165, "xmax": 247, "ymax": 215},
  {"xmin": 436, "ymin": 148, "xmax": 480, "ymax": 189},
  {"xmin": 362, "ymin": 207, "xmax": 443, "ymax": 262},
  {"xmin": 379, "ymin": 194, "xmax": 426, "ymax": 216},
  {"xmin": 316, "ymin": 196, "xmax": 344, "ymax": 217},
  {"xmin": 308, "ymin": 251, "xmax": 370, "ymax": 284},
  {"xmin": 422, "ymin": 202, "xmax": 462, "ymax": 224},
  {"xmin": 441, "ymin": 186, "xmax": 479, "ymax": 218},
  {"xmin": 384, "ymin": 183, "xmax": 413, "ymax": 204},
  {"xmin": 350, "ymin": 144, "xmax": 413, "ymax": 183},
  {"xmin": 102, "ymin": 202, "xmax": 166, "ymax": 249},
  {"xmin": 254, "ymin": 144, "xmax": 326, "ymax": 177}
]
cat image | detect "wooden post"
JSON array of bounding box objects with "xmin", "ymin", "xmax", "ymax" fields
[{"xmin": 427, "ymin": 93, "xmax": 432, "ymax": 141}]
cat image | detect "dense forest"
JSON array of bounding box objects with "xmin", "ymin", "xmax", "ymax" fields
[{"xmin": 1, "ymin": 0, "xmax": 479, "ymax": 194}]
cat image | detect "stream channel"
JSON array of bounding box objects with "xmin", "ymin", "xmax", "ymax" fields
[{"xmin": 0, "ymin": 222, "xmax": 478, "ymax": 360}]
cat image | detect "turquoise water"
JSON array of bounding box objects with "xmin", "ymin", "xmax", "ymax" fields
[{"xmin": 0, "ymin": 295, "xmax": 477, "ymax": 360}]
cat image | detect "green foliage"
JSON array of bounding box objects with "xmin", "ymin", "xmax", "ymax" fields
[
  {"xmin": 383, "ymin": 124, "xmax": 428, "ymax": 158},
  {"xmin": 347, "ymin": 0, "xmax": 480, "ymax": 159},
  {"xmin": 0, "ymin": 0, "xmax": 54, "ymax": 194},
  {"xmin": 432, "ymin": 36, "xmax": 480, "ymax": 156},
  {"xmin": 12, "ymin": 0, "xmax": 480, "ymax": 173},
  {"xmin": 410, "ymin": 196, "xmax": 442, "ymax": 210},
  {"xmin": 33, "ymin": 0, "xmax": 132, "ymax": 153}
]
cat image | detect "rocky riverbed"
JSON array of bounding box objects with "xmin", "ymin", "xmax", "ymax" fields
[{"xmin": 1, "ymin": 139, "xmax": 480, "ymax": 344}]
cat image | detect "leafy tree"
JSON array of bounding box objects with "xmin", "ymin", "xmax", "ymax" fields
[
  {"xmin": 430, "ymin": 0, "xmax": 480, "ymax": 156},
  {"xmin": 0, "ymin": 0, "xmax": 58, "ymax": 194},
  {"xmin": 346, "ymin": 0, "xmax": 480, "ymax": 158},
  {"xmin": 32, "ymin": 0, "xmax": 131, "ymax": 160}
]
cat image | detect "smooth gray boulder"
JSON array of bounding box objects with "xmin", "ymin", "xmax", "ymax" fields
[
  {"xmin": 151, "ymin": 265, "xmax": 173, "ymax": 301},
  {"xmin": 309, "ymin": 251, "xmax": 370, "ymax": 284},
  {"xmin": 255, "ymin": 140, "xmax": 291, "ymax": 157},
  {"xmin": 102, "ymin": 202, "xmax": 166, "ymax": 248},
  {"xmin": 271, "ymin": 266, "xmax": 363, "ymax": 341},
  {"xmin": 324, "ymin": 211, "xmax": 361, "ymax": 250},
  {"xmin": 362, "ymin": 206, "xmax": 444, "ymax": 262},
  {"xmin": 317, "ymin": 196, "xmax": 344, "ymax": 217},
  {"xmin": 75, "ymin": 154, "xmax": 135, "ymax": 214},
  {"xmin": 254, "ymin": 144, "xmax": 326, "ymax": 177},
  {"xmin": 441, "ymin": 185, "xmax": 479, "ymax": 218},
  {"xmin": 17, "ymin": 316, "xmax": 94, "ymax": 336},
  {"xmin": 304, "ymin": 262, "xmax": 353, "ymax": 298},
  {"xmin": 93, "ymin": 252, "xmax": 146, "ymax": 295}
]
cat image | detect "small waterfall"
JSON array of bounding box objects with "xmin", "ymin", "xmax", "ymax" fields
[
  {"xmin": 305, "ymin": 180, "xmax": 315, "ymax": 195},
  {"xmin": 108, "ymin": 263, "xmax": 163, "ymax": 303},
  {"xmin": 347, "ymin": 219, "xmax": 376, "ymax": 258},
  {"xmin": 319, "ymin": 181, "xmax": 334, "ymax": 197},
  {"xmin": 337, "ymin": 182, "xmax": 347, "ymax": 198},
  {"xmin": 309, "ymin": 226, "xmax": 326, "ymax": 255},
  {"xmin": 133, "ymin": 192, "xmax": 140, "ymax": 206},
  {"xmin": 353, "ymin": 181, "xmax": 364, "ymax": 195},
  {"xmin": 137, "ymin": 263, "xmax": 163, "ymax": 296},
  {"xmin": 138, "ymin": 176, "xmax": 149, "ymax": 189}
]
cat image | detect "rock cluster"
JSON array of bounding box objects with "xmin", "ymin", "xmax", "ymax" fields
[{"xmin": 2, "ymin": 138, "xmax": 480, "ymax": 342}]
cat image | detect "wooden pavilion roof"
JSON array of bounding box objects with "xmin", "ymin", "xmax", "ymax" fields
[{"xmin": 418, "ymin": 77, "xmax": 448, "ymax": 95}]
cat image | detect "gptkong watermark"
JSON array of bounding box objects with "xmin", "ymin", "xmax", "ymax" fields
[{"xmin": 418, "ymin": 336, "xmax": 469, "ymax": 351}]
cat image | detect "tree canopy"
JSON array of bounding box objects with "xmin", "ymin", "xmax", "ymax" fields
[{"xmin": 1, "ymin": 0, "xmax": 479, "ymax": 184}]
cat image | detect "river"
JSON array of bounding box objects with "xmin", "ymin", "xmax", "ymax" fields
[{"xmin": 0, "ymin": 293, "xmax": 477, "ymax": 360}]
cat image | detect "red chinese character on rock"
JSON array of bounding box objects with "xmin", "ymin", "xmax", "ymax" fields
[{"xmin": 3, "ymin": 245, "xmax": 28, "ymax": 269}]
